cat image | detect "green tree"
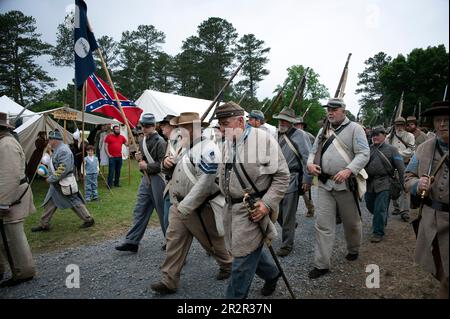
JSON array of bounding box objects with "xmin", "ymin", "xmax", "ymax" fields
[
  {"xmin": 266, "ymin": 65, "xmax": 329, "ymax": 135},
  {"xmin": 236, "ymin": 34, "xmax": 270, "ymax": 99},
  {"xmin": 173, "ymin": 36, "xmax": 203, "ymax": 97},
  {"xmin": 49, "ymin": 15, "xmax": 74, "ymax": 67},
  {"xmin": 153, "ymin": 52, "xmax": 176, "ymax": 93},
  {"xmin": 0, "ymin": 11, "xmax": 55, "ymax": 105},
  {"xmin": 355, "ymin": 52, "xmax": 391, "ymax": 126},
  {"xmin": 94, "ymin": 35, "xmax": 119, "ymax": 80}
]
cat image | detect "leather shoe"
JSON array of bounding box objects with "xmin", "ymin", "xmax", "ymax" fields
[
  {"xmin": 115, "ymin": 243, "xmax": 138, "ymax": 253},
  {"xmin": 261, "ymin": 273, "xmax": 281, "ymax": 296},
  {"xmin": 216, "ymin": 268, "xmax": 231, "ymax": 280},
  {"xmin": 150, "ymin": 281, "xmax": 176, "ymax": 294},
  {"xmin": 161, "ymin": 244, "xmax": 167, "ymax": 251},
  {"xmin": 345, "ymin": 253, "xmax": 359, "ymax": 261},
  {"xmin": 400, "ymin": 213, "xmax": 410, "ymax": 222},
  {"xmin": 31, "ymin": 225, "xmax": 49, "ymax": 232},
  {"xmin": 370, "ymin": 235, "xmax": 383, "ymax": 243},
  {"xmin": 276, "ymin": 247, "xmax": 292, "ymax": 257},
  {"xmin": 308, "ymin": 268, "xmax": 329, "ymax": 279},
  {"xmin": 80, "ymin": 219, "xmax": 95, "ymax": 228},
  {"xmin": 0, "ymin": 276, "xmax": 33, "ymax": 288}
]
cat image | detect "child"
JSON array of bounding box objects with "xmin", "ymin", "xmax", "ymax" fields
[{"xmin": 83, "ymin": 145, "xmax": 99, "ymax": 201}]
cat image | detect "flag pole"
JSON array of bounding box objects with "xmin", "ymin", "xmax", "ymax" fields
[
  {"xmin": 95, "ymin": 47, "xmax": 150, "ymax": 184},
  {"xmin": 81, "ymin": 81, "xmax": 86, "ymax": 194}
]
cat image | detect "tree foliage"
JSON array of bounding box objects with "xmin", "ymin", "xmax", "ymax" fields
[{"xmin": 0, "ymin": 11, "xmax": 55, "ymax": 105}]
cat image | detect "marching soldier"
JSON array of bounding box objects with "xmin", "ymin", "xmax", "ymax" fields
[
  {"xmin": 405, "ymin": 100, "xmax": 449, "ymax": 299},
  {"xmin": 0, "ymin": 112, "xmax": 36, "ymax": 287},
  {"xmin": 150, "ymin": 112, "xmax": 232, "ymax": 295},
  {"xmin": 247, "ymin": 109, "xmax": 275, "ymax": 137},
  {"xmin": 387, "ymin": 117, "xmax": 415, "ymax": 222},
  {"xmin": 31, "ymin": 130, "xmax": 94, "ymax": 232},
  {"xmin": 216, "ymin": 102, "xmax": 290, "ymax": 298},
  {"xmin": 365, "ymin": 126, "xmax": 405, "ymax": 243},
  {"xmin": 406, "ymin": 116, "xmax": 428, "ymax": 147},
  {"xmin": 293, "ymin": 116, "xmax": 316, "ymax": 218},
  {"xmin": 115, "ymin": 113, "xmax": 167, "ymax": 253},
  {"xmin": 273, "ymin": 107, "xmax": 312, "ymax": 256},
  {"xmin": 307, "ymin": 98, "xmax": 370, "ymax": 279}
]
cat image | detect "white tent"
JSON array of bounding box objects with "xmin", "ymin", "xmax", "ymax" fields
[
  {"xmin": 135, "ymin": 89, "xmax": 277, "ymax": 134},
  {"xmin": 0, "ymin": 95, "xmax": 36, "ymax": 125},
  {"xmin": 14, "ymin": 114, "xmax": 74, "ymax": 162}
]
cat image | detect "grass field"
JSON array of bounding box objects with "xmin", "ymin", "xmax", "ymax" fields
[{"xmin": 25, "ymin": 160, "xmax": 159, "ymax": 253}]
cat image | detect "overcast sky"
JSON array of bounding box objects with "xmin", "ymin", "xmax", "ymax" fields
[{"xmin": 1, "ymin": 0, "xmax": 448, "ymax": 115}]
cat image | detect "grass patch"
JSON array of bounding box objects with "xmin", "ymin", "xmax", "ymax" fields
[{"xmin": 25, "ymin": 160, "xmax": 160, "ymax": 253}]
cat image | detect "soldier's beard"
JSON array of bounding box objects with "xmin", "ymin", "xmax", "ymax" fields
[{"xmin": 278, "ymin": 125, "xmax": 289, "ymax": 134}]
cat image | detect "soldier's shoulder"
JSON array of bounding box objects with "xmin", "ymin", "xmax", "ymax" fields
[{"xmin": 416, "ymin": 137, "xmax": 436, "ymax": 154}]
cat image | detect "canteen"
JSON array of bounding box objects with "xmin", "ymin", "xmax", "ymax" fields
[{"xmin": 37, "ymin": 164, "xmax": 49, "ymax": 178}]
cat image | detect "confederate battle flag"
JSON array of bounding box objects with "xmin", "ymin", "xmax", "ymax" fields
[{"xmin": 85, "ymin": 73, "xmax": 143, "ymax": 128}]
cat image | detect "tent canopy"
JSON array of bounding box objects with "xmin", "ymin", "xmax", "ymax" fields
[
  {"xmin": 37, "ymin": 106, "xmax": 120, "ymax": 125},
  {"xmin": 0, "ymin": 95, "xmax": 35, "ymax": 118},
  {"xmin": 135, "ymin": 89, "xmax": 276, "ymax": 133},
  {"xmin": 14, "ymin": 114, "xmax": 74, "ymax": 162}
]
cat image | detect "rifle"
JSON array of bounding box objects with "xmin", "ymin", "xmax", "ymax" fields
[
  {"xmin": 444, "ymin": 84, "xmax": 448, "ymax": 101},
  {"xmin": 264, "ymin": 79, "xmax": 290, "ymax": 120},
  {"xmin": 201, "ymin": 60, "xmax": 246, "ymax": 123},
  {"xmin": 288, "ymin": 67, "xmax": 310, "ymax": 114},
  {"xmin": 301, "ymin": 104, "xmax": 312, "ymax": 118},
  {"xmin": 388, "ymin": 92, "xmax": 404, "ymax": 143},
  {"xmin": 243, "ymin": 193, "xmax": 296, "ymax": 299},
  {"xmin": 313, "ymin": 53, "xmax": 352, "ymax": 166},
  {"xmin": 418, "ymin": 102, "xmax": 422, "ymax": 127},
  {"xmin": 238, "ymin": 90, "xmax": 248, "ymax": 105}
]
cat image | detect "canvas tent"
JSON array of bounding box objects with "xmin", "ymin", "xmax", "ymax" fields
[
  {"xmin": 0, "ymin": 95, "xmax": 36, "ymax": 126},
  {"xmin": 135, "ymin": 89, "xmax": 277, "ymax": 134}
]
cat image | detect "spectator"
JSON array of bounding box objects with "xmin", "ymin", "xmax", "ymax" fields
[{"xmin": 104, "ymin": 124, "xmax": 128, "ymax": 187}]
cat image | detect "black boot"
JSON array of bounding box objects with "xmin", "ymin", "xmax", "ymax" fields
[
  {"xmin": 261, "ymin": 273, "xmax": 281, "ymax": 296},
  {"xmin": 115, "ymin": 243, "xmax": 138, "ymax": 253}
]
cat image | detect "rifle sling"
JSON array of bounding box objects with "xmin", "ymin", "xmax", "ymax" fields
[
  {"xmin": 320, "ymin": 122, "xmax": 350, "ymax": 164},
  {"xmin": 394, "ymin": 131, "xmax": 413, "ymax": 149}
]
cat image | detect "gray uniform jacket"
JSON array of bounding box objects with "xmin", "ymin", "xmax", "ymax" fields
[
  {"xmin": 365, "ymin": 142, "xmax": 405, "ymax": 193},
  {"xmin": 168, "ymin": 138, "xmax": 220, "ymax": 216},
  {"xmin": 140, "ymin": 132, "xmax": 167, "ymax": 175},
  {"xmin": 219, "ymin": 126, "xmax": 290, "ymax": 257},
  {"xmin": 43, "ymin": 142, "xmax": 85, "ymax": 209},
  {"xmin": 0, "ymin": 133, "xmax": 35, "ymax": 223},
  {"xmin": 278, "ymin": 127, "xmax": 312, "ymax": 193},
  {"xmin": 405, "ymin": 137, "xmax": 449, "ymax": 277},
  {"xmin": 307, "ymin": 117, "xmax": 370, "ymax": 192},
  {"xmin": 387, "ymin": 130, "xmax": 415, "ymax": 162},
  {"xmin": 412, "ymin": 129, "xmax": 428, "ymax": 147}
]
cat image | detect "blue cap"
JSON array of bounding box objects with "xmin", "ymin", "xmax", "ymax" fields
[
  {"xmin": 248, "ymin": 109, "xmax": 265, "ymax": 121},
  {"xmin": 48, "ymin": 130, "xmax": 63, "ymax": 140},
  {"xmin": 140, "ymin": 113, "xmax": 156, "ymax": 125}
]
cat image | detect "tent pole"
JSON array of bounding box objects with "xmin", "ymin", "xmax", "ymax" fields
[
  {"xmin": 82, "ymin": 81, "xmax": 86, "ymax": 195},
  {"xmin": 63, "ymin": 120, "xmax": 67, "ymax": 144}
]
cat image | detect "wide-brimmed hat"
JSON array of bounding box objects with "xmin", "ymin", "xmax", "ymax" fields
[
  {"xmin": 394, "ymin": 116, "xmax": 406, "ymax": 124},
  {"xmin": 0, "ymin": 112, "xmax": 14, "ymax": 129},
  {"xmin": 323, "ymin": 98, "xmax": 346, "ymax": 109},
  {"xmin": 273, "ymin": 107, "xmax": 297, "ymax": 123},
  {"xmin": 158, "ymin": 114, "xmax": 176, "ymax": 125},
  {"xmin": 421, "ymin": 100, "xmax": 449, "ymax": 117},
  {"xmin": 214, "ymin": 101, "xmax": 245, "ymax": 119},
  {"xmin": 169, "ymin": 112, "xmax": 209, "ymax": 127}
]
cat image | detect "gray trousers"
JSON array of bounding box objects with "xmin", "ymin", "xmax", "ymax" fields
[
  {"xmin": 277, "ymin": 191, "xmax": 300, "ymax": 250},
  {"xmin": 125, "ymin": 174, "xmax": 166, "ymax": 245},
  {"xmin": 40, "ymin": 199, "xmax": 92, "ymax": 228},
  {"xmin": 0, "ymin": 220, "xmax": 36, "ymax": 280},
  {"xmin": 314, "ymin": 187, "xmax": 362, "ymax": 269},
  {"xmin": 392, "ymin": 190, "xmax": 410, "ymax": 214}
]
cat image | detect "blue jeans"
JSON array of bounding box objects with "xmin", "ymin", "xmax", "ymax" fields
[
  {"xmin": 365, "ymin": 190, "xmax": 390, "ymax": 237},
  {"xmin": 108, "ymin": 157, "xmax": 122, "ymax": 187},
  {"xmin": 163, "ymin": 193, "xmax": 172, "ymax": 237},
  {"xmin": 226, "ymin": 244, "xmax": 279, "ymax": 299},
  {"xmin": 85, "ymin": 173, "xmax": 98, "ymax": 201}
]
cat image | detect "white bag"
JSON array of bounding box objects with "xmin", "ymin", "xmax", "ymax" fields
[{"xmin": 59, "ymin": 174, "xmax": 79, "ymax": 195}]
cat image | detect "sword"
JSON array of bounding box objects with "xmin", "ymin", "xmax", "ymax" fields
[{"xmin": 243, "ymin": 193, "xmax": 297, "ymax": 299}]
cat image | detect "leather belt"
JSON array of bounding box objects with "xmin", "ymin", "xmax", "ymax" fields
[
  {"xmin": 424, "ymin": 197, "xmax": 449, "ymax": 212},
  {"xmin": 228, "ymin": 189, "xmax": 268, "ymax": 205}
]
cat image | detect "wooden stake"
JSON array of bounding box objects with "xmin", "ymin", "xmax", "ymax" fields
[{"xmin": 82, "ymin": 81, "xmax": 86, "ymax": 195}]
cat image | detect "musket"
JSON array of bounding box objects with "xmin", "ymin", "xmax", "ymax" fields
[
  {"xmin": 418, "ymin": 102, "xmax": 422, "ymax": 126},
  {"xmin": 313, "ymin": 53, "xmax": 352, "ymax": 166},
  {"xmin": 301, "ymin": 104, "xmax": 312, "ymax": 118},
  {"xmin": 201, "ymin": 60, "xmax": 246, "ymax": 123},
  {"xmin": 238, "ymin": 90, "xmax": 248, "ymax": 105},
  {"xmin": 413, "ymin": 104, "xmax": 417, "ymax": 118},
  {"xmin": 259, "ymin": 100, "xmax": 268, "ymax": 111},
  {"xmin": 443, "ymin": 84, "xmax": 448, "ymax": 101},
  {"xmin": 264, "ymin": 79, "xmax": 289, "ymax": 119},
  {"xmin": 388, "ymin": 92, "xmax": 404, "ymax": 142},
  {"xmin": 288, "ymin": 67, "xmax": 310, "ymax": 114},
  {"xmin": 243, "ymin": 193, "xmax": 296, "ymax": 299}
]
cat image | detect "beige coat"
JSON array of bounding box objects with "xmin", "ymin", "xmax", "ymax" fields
[
  {"xmin": 405, "ymin": 137, "xmax": 448, "ymax": 277},
  {"xmin": 0, "ymin": 133, "xmax": 35, "ymax": 224},
  {"xmin": 219, "ymin": 127, "xmax": 290, "ymax": 257},
  {"xmin": 387, "ymin": 130, "xmax": 415, "ymax": 162}
]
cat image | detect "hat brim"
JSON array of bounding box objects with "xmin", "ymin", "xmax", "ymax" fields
[
  {"xmin": 421, "ymin": 106, "xmax": 448, "ymax": 117},
  {"xmin": 169, "ymin": 117, "xmax": 209, "ymax": 128},
  {"xmin": 273, "ymin": 113, "xmax": 296, "ymax": 123}
]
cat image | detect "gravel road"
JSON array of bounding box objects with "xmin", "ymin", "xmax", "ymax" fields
[{"xmin": 0, "ymin": 186, "xmax": 377, "ymax": 299}]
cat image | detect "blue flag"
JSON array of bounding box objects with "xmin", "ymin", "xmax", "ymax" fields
[{"xmin": 74, "ymin": 0, "xmax": 98, "ymax": 91}]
